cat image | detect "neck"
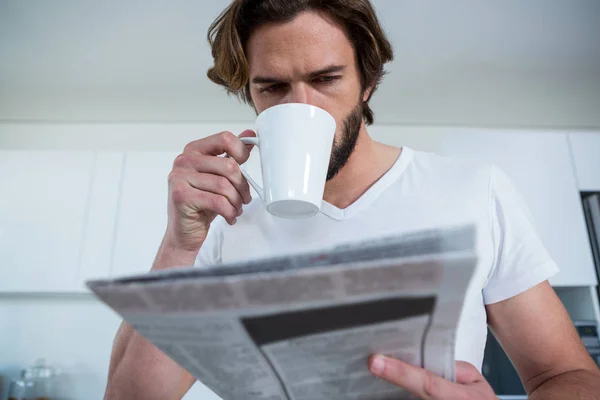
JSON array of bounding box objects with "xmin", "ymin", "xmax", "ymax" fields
[{"xmin": 323, "ymin": 125, "xmax": 401, "ymax": 209}]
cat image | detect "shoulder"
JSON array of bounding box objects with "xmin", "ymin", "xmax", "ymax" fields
[
  {"xmin": 407, "ymin": 147, "xmax": 490, "ymax": 174},
  {"xmin": 404, "ymin": 147, "xmax": 494, "ymax": 193}
]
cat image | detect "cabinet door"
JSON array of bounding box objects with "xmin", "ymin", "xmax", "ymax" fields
[
  {"xmin": 439, "ymin": 131, "xmax": 596, "ymax": 287},
  {"xmin": 569, "ymin": 133, "xmax": 600, "ymax": 191},
  {"xmin": 0, "ymin": 151, "xmax": 95, "ymax": 292},
  {"xmin": 111, "ymin": 152, "xmax": 179, "ymax": 278},
  {"xmin": 76, "ymin": 152, "xmax": 124, "ymax": 291}
]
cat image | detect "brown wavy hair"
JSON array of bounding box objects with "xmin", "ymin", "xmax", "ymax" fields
[{"xmin": 207, "ymin": 0, "xmax": 393, "ymax": 125}]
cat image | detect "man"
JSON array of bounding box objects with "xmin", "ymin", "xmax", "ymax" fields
[{"xmin": 104, "ymin": 0, "xmax": 600, "ymax": 399}]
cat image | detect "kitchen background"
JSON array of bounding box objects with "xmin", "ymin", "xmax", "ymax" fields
[{"xmin": 1, "ymin": 0, "xmax": 599, "ymax": 399}]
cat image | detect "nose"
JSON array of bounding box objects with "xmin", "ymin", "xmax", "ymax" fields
[{"xmin": 284, "ymin": 83, "xmax": 310, "ymax": 104}]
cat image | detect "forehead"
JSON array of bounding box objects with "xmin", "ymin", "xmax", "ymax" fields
[{"xmin": 246, "ymin": 11, "xmax": 356, "ymax": 78}]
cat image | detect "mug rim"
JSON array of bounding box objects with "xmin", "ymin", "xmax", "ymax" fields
[{"xmin": 255, "ymin": 103, "xmax": 336, "ymax": 127}]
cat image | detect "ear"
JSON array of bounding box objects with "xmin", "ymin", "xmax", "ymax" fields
[{"xmin": 362, "ymin": 85, "xmax": 374, "ymax": 102}]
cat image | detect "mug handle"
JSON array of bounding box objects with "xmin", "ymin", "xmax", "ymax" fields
[{"xmin": 238, "ymin": 137, "xmax": 264, "ymax": 200}]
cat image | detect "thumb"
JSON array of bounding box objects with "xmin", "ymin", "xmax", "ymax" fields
[
  {"xmin": 455, "ymin": 361, "xmax": 484, "ymax": 385},
  {"xmin": 238, "ymin": 129, "xmax": 257, "ymax": 152}
]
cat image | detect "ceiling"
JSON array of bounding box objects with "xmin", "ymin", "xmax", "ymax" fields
[{"xmin": 1, "ymin": 0, "xmax": 599, "ymax": 127}]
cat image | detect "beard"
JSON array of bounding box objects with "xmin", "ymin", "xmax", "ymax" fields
[{"xmin": 326, "ymin": 103, "xmax": 363, "ymax": 181}]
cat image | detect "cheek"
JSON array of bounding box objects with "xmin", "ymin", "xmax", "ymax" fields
[
  {"xmin": 331, "ymin": 115, "xmax": 348, "ymax": 144},
  {"xmin": 323, "ymin": 105, "xmax": 359, "ymax": 144},
  {"xmin": 327, "ymin": 102, "xmax": 360, "ymax": 141}
]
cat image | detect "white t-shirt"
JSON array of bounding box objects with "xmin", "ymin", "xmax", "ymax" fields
[{"xmin": 193, "ymin": 146, "xmax": 558, "ymax": 370}]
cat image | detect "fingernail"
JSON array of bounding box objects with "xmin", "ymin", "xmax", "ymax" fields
[{"xmin": 370, "ymin": 355, "xmax": 385, "ymax": 375}]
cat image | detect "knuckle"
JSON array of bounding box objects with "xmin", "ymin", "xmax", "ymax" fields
[
  {"xmin": 423, "ymin": 371, "xmax": 440, "ymax": 398},
  {"xmin": 183, "ymin": 142, "xmax": 195, "ymax": 154},
  {"xmin": 173, "ymin": 153, "xmax": 187, "ymax": 169},
  {"xmin": 170, "ymin": 183, "xmax": 188, "ymax": 205},
  {"xmin": 219, "ymin": 131, "xmax": 235, "ymax": 146},
  {"xmin": 208, "ymin": 194, "xmax": 220, "ymax": 211},
  {"xmin": 167, "ymin": 171, "xmax": 180, "ymax": 185},
  {"xmin": 232, "ymin": 194, "xmax": 243, "ymax": 209},
  {"xmin": 220, "ymin": 198, "xmax": 237, "ymax": 220},
  {"xmin": 219, "ymin": 131, "xmax": 236, "ymax": 151},
  {"xmin": 224, "ymin": 157, "xmax": 239, "ymax": 175},
  {"xmin": 220, "ymin": 196, "xmax": 232, "ymax": 213},
  {"xmin": 211, "ymin": 195, "xmax": 228, "ymax": 214},
  {"xmin": 215, "ymin": 176, "xmax": 230, "ymax": 192}
]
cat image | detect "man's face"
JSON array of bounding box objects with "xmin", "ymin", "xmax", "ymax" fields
[{"xmin": 246, "ymin": 11, "xmax": 369, "ymax": 180}]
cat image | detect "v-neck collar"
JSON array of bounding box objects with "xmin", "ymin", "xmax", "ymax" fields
[{"xmin": 319, "ymin": 147, "xmax": 413, "ymax": 220}]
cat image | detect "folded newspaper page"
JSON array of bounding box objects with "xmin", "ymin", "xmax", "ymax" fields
[{"xmin": 88, "ymin": 224, "xmax": 477, "ymax": 400}]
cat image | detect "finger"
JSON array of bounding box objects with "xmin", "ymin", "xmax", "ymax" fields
[
  {"xmin": 184, "ymin": 131, "xmax": 251, "ymax": 163},
  {"xmin": 184, "ymin": 172, "xmax": 244, "ymax": 215},
  {"xmin": 455, "ymin": 361, "xmax": 484, "ymax": 385},
  {"xmin": 170, "ymin": 180, "xmax": 239, "ymax": 225},
  {"xmin": 175, "ymin": 152, "xmax": 252, "ymax": 205},
  {"xmin": 238, "ymin": 129, "xmax": 257, "ymax": 153},
  {"xmin": 192, "ymin": 190, "xmax": 239, "ymax": 225},
  {"xmin": 368, "ymin": 355, "xmax": 468, "ymax": 400}
]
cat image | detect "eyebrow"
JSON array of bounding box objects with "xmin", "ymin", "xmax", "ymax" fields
[{"xmin": 251, "ymin": 64, "xmax": 346, "ymax": 85}]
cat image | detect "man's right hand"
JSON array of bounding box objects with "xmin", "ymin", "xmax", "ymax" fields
[
  {"xmin": 104, "ymin": 131, "xmax": 256, "ymax": 400},
  {"xmin": 164, "ymin": 130, "xmax": 255, "ymax": 253}
]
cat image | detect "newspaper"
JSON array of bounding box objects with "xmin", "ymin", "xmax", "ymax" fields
[{"xmin": 87, "ymin": 224, "xmax": 477, "ymax": 400}]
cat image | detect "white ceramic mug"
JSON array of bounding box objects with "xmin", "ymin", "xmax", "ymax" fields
[{"xmin": 238, "ymin": 103, "xmax": 336, "ymax": 219}]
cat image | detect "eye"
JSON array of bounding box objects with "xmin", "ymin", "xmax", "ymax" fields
[
  {"xmin": 314, "ymin": 75, "xmax": 341, "ymax": 84},
  {"xmin": 260, "ymin": 83, "xmax": 286, "ymax": 94}
]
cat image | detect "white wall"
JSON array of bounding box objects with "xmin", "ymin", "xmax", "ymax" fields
[
  {"xmin": 1, "ymin": 123, "xmax": 598, "ymax": 400},
  {"xmin": 0, "ymin": 123, "xmax": 252, "ymax": 151},
  {"xmin": 2, "ymin": 1, "xmax": 600, "ymax": 129},
  {"xmin": 0, "ymin": 121, "xmax": 447, "ymax": 400}
]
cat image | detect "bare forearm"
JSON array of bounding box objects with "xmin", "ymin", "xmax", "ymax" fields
[
  {"xmin": 105, "ymin": 325, "xmax": 195, "ymax": 400},
  {"xmin": 151, "ymin": 235, "xmax": 201, "ymax": 271},
  {"xmin": 529, "ymin": 369, "xmax": 600, "ymax": 400},
  {"xmin": 104, "ymin": 238, "xmax": 200, "ymax": 400}
]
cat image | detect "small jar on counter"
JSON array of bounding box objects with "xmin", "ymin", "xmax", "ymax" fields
[{"xmin": 7, "ymin": 358, "xmax": 56, "ymax": 400}]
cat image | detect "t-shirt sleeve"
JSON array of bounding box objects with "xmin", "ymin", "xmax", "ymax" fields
[
  {"xmin": 193, "ymin": 217, "xmax": 224, "ymax": 268},
  {"xmin": 482, "ymin": 165, "xmax": 559, "ymax": 305}
]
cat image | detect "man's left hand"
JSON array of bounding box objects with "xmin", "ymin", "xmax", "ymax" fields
[{"xmin": 368, "ymin": 355, "xmax": 497, "ymax": 400}]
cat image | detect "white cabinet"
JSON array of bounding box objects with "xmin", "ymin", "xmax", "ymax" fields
[
  {"xmin": 1, "ymin": 130, "xmax": 595, "ymax": 292},
  {"xmin": 568, "ymin": 133, "xmax": 600, "ymax": 191},
  {"xmin": 441, "ymin": 132, "xmax": 596, "ymax": 287},
  {"xmin": 0, "ymin": 151, "xmax": 95, "ymax": 292},
  {"xmin": 111, "ymin": 152, "xmax": 179, "ymax": 278},
  {"xmin": 375, "ymin": 128, "xmax": 597, "ymax": 287},
  {"xmin": 76, "ymin": 152, "xmax": 124, "ymax": 291}
]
